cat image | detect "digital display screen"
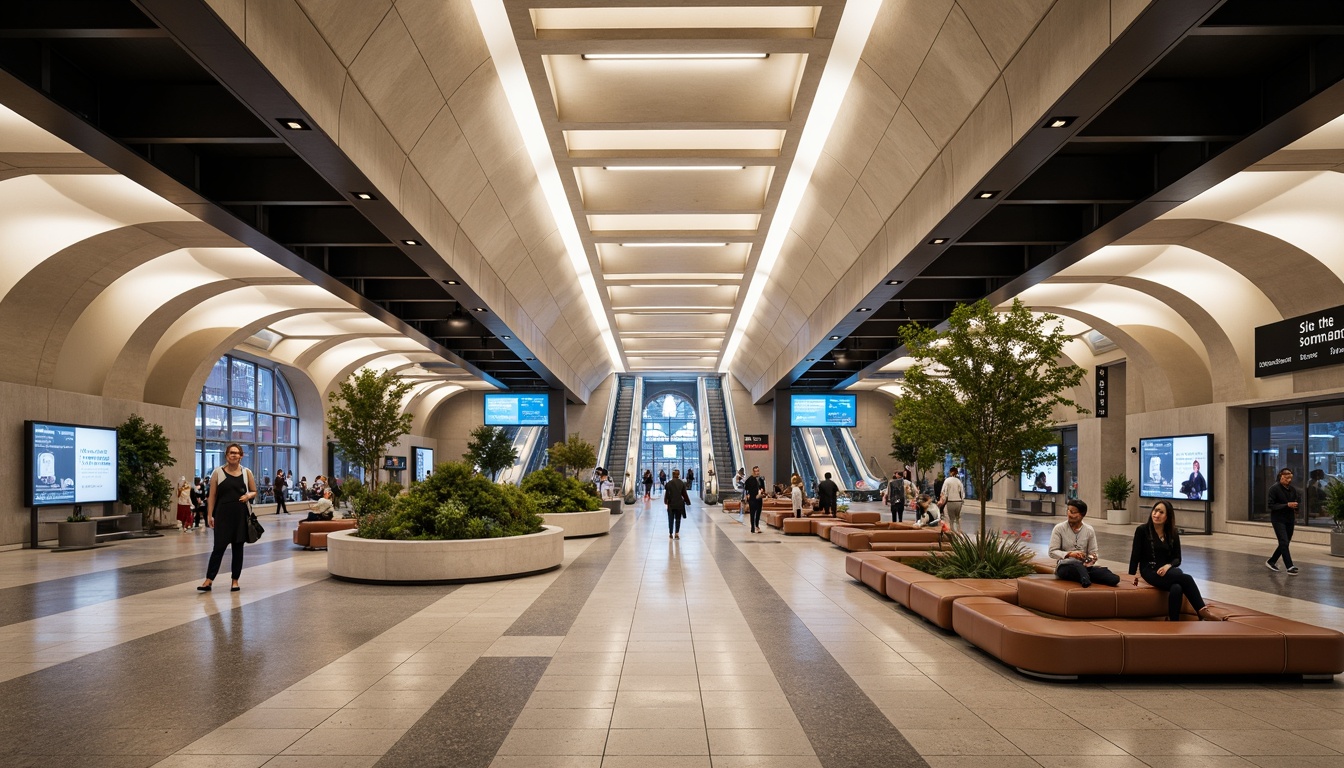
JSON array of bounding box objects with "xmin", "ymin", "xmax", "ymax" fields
[
  {"xmin": 483, "ymin": 393, "xmax": 550, "ymax": 426},
  {"xmin": 1139, "ymin": 434, "xmax": 1213, "ymax": 501},
  {"xmin": 789, "ymin": 394, "xmax": 857, "ymax": 427},
  {"xmin": 383, "ymin": 455, "xmax": 408, "ymax": 471},
  {"xmin": 412, "ymin": 447, "xmax": 434, "ymax": 482},
  {"xmin": 1019, "ymin": 445, "xmax": 1060, "ymax": 493},
  {"xmin": 26, "ymin": 421, "xmax": 119, "ymax": 507}
]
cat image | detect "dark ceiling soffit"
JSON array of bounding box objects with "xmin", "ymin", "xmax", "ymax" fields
[
  {"xmin": 129, "ymin": 0, "xmax": 580, "ymax": 401},
  {"xmin": 0, "ymin": 66, "xmax": 507, "ymax": 391},
  {"xmin": 773, "ymin": 0, "xmax": 1230, "ymax": 398}
]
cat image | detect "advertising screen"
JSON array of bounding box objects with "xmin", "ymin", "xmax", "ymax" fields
[
  {"xmin": 1139, "ymin": 434, "xmax": 1213, "ymax": 501},
  {"xmin": 412, "ymin": 446, "xmax": 434, "ymax": 482},
  {"xmin": 26, "ymin": 421, "xmax": 119, "ymax": 507},
  {"xmin": 1019, "ymin": 445, "xmax": 1061, "ymax": 493},
  {"xmin": 483, "ymin": 393, "xmax": 550, "ymax": 426},
  {"xmin": 383, "ymin": 455, "xmax": 408, "ymax": 471},
  {"xmin": 789, "ymin": 394, "xmax": 857, "ymax": 427}
]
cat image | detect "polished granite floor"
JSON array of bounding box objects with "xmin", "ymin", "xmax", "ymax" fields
[{"xmin": 0, "ymin": 499, "xmax": 1341, "ymax": 768}]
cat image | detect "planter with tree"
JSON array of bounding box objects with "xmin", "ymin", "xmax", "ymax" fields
[
  {"xmin": 547, "ymin": 433, "xmax": 597, "ymax": 480},
  {"xmin": 1103, "ymin": 474, "xmax": 1135, "ymax": 525},
  {"xmin": 327, "ymin": 461, "xmax": 560, "ymax": 583},
  {"xmin": 464, "ymin": 425, "xmax": 519, "ymax": 482},
  {"xmin": 1323, "ymin": 480, "xmax": 1344, "ymax": 557},
  {"xmin": 892, "ymin": 299, "xmax": 1087, "ymax": 543},
  {"xmin": 327, "ymin": 368, "xmax": 414, "ymax": 491},
  {"xmin": 117, "ymin": 414, "xmax": 174, "ymax": 535},
  {"xmin": 522, "ymin": 466, "xmax": 609, "ymax": 538}
]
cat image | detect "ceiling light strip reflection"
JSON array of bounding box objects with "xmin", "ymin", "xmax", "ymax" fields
[
  {"xmin": 621, "ymin": 242, "xmax": 729, "ymax": 248},
  {"xmin": 720, "ymin": 0, "xmax": 883, "ymax": 374},
  {"xmin": 471, "ymin": 0, "xmax": 623, "ymax": 371},
  {"xmin": 582, "ymin": 53, "xmax": 768, "ymax": 61},
  {"xmin": 604, "ymin": 166, "xmax": 746, "ymax": 171}
]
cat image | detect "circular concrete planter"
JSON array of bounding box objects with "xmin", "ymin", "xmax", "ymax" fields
[
  {"xmin": 326, "ymin": 526, "xmax": 564, "ymax": 584},
  {"xmin": 540, "ymin": 508, "xmax": 612, "ymax": 538}
]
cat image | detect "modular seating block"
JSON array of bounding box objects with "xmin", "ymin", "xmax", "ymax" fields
[
  {"xmin": 1016, "ymin": 576, "xmax": 1175, "ymax": 618},
  {"xmin": 845, "ymin": 552, "xmax": 887, "ymax": 582},
  {"xmin": 293, "ymin": 519, "xmax": 356, "ymax": 549},
  {"xmin": 907, "ymin": 578, "xmax": 1020, "ymax": 629},
  {"xmin": 781, "ymin": 518, "xmax": 813, "ymax": 535},
  {"xmin": 952, "ymin": 597, "xmax": 1127, "ymax": 676}
]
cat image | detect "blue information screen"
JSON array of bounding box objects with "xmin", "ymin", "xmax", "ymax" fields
[
  {"xmin": 484, "ymin": 393, "xmax": 550, "ymax": 426},
  {"xmin": 27, "ymin": 421, "xmax": 119, "ymax": 507},
  {"xmin": 789, "ymin": 394, "xmax": 856, "ymax": 427}
]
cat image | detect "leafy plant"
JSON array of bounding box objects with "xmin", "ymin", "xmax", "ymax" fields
[
  {"xmin": 1323, "ymin": 480, "xmax": 1344, "ymax": 533},
  {"xmin": 464, "ymin": 425, "xmax": 518, "ymax": 482},
  {"xmin": 117, "ymin": 414, "xmax": 175, "ymax": 524},
  {"xmin": 66, "ymin": 510, "xmax": 89, "ymax": 523},
  {"xmin": 910, "ymin": 531, "xmax": 1035, "ymax": 579},
  {"xmin": 893, "ymin": 299, "xmax": 1087, "ymax": 538},
  {"xmin": 547, "ymin": 433, "xmax": 598, "ymax": 479},
  {"xmin": 521, "ymin": 467, "xmax": 601, "ymax": 514},
  {"xmin": 326, "ymin": 368, "xmax": 415, "ymax": 491},
  {"xmin": 355, "ymin": 461, "xmax": 543, "ymax": 541},
  {"xmin": 1103, "ymin": 474, "xmax": 1135, "ymax": 510}
]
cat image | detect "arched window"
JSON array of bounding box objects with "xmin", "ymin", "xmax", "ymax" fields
[
  {"xmin": 638, "ymin": 392, "xmax": 700, "ymax": 491},
  {"xmin": 196, "ymin": 354, "xmax": 299, "ymax": 496}
]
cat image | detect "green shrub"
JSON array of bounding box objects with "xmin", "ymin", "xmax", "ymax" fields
[
  {"xmin": 910, "ymin": 531, "xmax": 1035, "ymax": 579},
  {"xmin": 355, "ymin": 461, "xmax": 542, "ymax": 540},
  {"xmin": 521, "ymin": 467, "xmax": 602, "ymax": 514}
]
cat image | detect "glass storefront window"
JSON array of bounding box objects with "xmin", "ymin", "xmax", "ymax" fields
[
  {"xmin": 197, "ymin": 354, "xmax": 298, "ymax": 489},
  {"xmin": 1248, "ymin": 401, "xmax": 1340, "ymax": 526},
  {"xmin": 638, "ymin": 393, "xmax": 700, "ymax": 490}
]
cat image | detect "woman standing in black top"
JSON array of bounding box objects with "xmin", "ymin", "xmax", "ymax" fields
[
  {"xmin": 1128, "ymin": 500, "xmax": 1212, "ymax": 621},
  {"xmin": 198, "ymin": 443, "xmax": 258, "ymax": 592}
]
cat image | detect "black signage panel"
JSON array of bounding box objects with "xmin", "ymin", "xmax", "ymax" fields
[
  {"xmin": 1255, "ymin": 304, "xmax": 1344, "ymax": 377},
  {"xmin": 383, "ymin": 455, "xmax": 407, "ymax": 470},
  {"xmin": 1095, "ymin": 366, "xmax": 1108, "ymax": 418},
  {"xmin": 743, "ymin": 434, "xmax": 769, "ymax": 451}
]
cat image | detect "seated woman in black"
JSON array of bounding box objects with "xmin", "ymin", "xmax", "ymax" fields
[{"xmin": 1128, "ymin": 500, "xmax": 1212, "ymax": 621}]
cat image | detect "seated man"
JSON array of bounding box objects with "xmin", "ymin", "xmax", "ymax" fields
[
  {"xmin": 1049, "ymin": 499, "xmax": 1119, "ymax": 588},
  {"xmin": 304, "ymin": 488, "xmax": 336, "ymax": 522}
]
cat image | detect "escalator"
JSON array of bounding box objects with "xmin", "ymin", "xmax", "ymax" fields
[
  {"xmin": 603, "ymin": 375, "xmax": 636, "ymax": 496},
  {"xmin": 791, "ymin": 429, "xmax": 818, "ymax": 498},
  {"xmin": 821, "ymin": 428, "xmax": 861, "ymax": 490},
  {"xmin": 702, "ymin": 376, "xmax": 740, "ymax": 501},
  {"xmin": 496, "ymin": 426, "xmax": 546, "ymax": 485}
]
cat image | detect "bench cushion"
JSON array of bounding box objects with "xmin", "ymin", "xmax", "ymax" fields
[{"xmin": 908, "ymin": 578, "xmax": 1019, "ymax": 629}]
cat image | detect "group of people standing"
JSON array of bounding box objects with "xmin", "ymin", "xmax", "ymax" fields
[
  {"xmin": 641, "ymin": 467, "xmax": 695, "ymax": 499},
  {"xmin": 881, "ymin": 466, "xmax": 966, "ymax": 531},
  {"xmin": 270, "ymin": 471, "xmax": 329, "ymax": 513}
]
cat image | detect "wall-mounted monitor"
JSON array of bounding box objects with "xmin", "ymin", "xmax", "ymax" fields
[
  {"xmin": 25, "ymin": 421, "xmax": 119, "ymax": 507},
  {"xmin": 790, "ymin": 394, "xmax": 857, "ymax": 428},
  {"xmin": 1139, "ymin": 433, "xmax": 1213, "ymax": 501},
  {"xmin": 412, "ymin": 446, "xmax": 434, "ymax": 482},
  {"xmin": 383, "ymin": 455, "xmax": 407, "ymax": 471},
  {"xmin": 1019, "ymin": 445, "xmax": 1060, "ymax": 493},
  {"xmin": 483, "ymin": 393, "xmax": 550, "ymax": 426}
]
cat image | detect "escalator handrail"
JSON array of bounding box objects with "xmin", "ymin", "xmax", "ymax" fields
[{"xmin": 595, "ymin": 374, "xmax": 622, "ymax": 474}]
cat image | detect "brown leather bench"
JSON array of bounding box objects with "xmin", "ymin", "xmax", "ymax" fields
[
  {"xmin": 951, "ymin": 582, "xmax": 1344, "ymax": 679},
  {"xmin": 908, "ymin": 578, "xmax": 1020, "ymax": 629},
  {"xmin": 293, "ymin": 519, "xmax": 356, "ymax": 549}
]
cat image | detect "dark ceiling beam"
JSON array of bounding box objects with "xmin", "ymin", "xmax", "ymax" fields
[{"xmin": 0, "ymin": 1, "xmax": 158, "ymax": 31}]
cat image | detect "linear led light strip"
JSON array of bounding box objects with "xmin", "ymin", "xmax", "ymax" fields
[
  {"xmin": 720, "ymin": 0, "xmax": 883, "ymax": 374},
  {"xmin": 472, "ymin": 0, "xmax": 623, "ymax": 371},
  {"xmin": 583, "ymin": 53, "xmax": 768, "ymax": 60}
]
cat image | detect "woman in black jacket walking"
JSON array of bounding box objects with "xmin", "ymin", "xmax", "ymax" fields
[{"xmin": 1128, "ymin": 500, "xmax": 1212, "ymax": 621}]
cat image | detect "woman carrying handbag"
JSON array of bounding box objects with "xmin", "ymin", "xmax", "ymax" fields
[{"xmin": 198, "ymin": 443, "xmax": 258, "ymax": 593}]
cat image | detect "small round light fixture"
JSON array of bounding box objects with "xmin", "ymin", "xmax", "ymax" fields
[
  {"xmin": 352, "ymin": 192, "xmax": 376, "ymax": 201},
  {"xmin": 829, "ymin": 335, "xmax": 841, "ymax": 341},
  {"xmin": 402, "ymin": 239, "xmax": 422, "ymax": 246},
  {"xmin": 1044, "ymin": 116, "xmax": 1076, "ymax": 129},
  {"xmin": 974, "ymin": 190, "xmax": 999, "ymax": 200},
  {"xmin": 278, "ymin": 118, "xmax": 310, "ymax": 131},
  {"xmin": 473, "ymin": 307, "xmax": 487, "ymax": 313},
  {"xmin": 929, "ymin": 237, "xmax": 947, "ymax": 245},
  {"xmin": 886, "ymin": 280, "xmax": 903, "ymax": 286}
]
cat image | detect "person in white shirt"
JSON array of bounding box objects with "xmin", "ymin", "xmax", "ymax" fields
[
  {"xmin": 912, "ymin": 494, "xmax": 941, "ymax": 528},
  {"xmin": 791, "ymin": 474, "xmax": 804, "ymax": 518},
  {"xmin": 938, "ymin": 466, "xmax": 966, "ymax": 532},
  {"xmin": 1048, "ymin": 499, "xmax": 1119, "ymax": 587}
]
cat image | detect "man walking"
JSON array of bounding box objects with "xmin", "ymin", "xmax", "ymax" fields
[
  {"xmin": 939, "ymin": 466, "xmax": 966, "ymax": 532},
  {"xmin": 273, "ymin": 471, "xmax": 288, "ymax": 514},
  {"xmin": 743, "ymin": 466, "xmax": 766, "ymax": 534},
  {"xmin": 664, "ymin": 469, "xmax": 690, "ymax": 539},
  {"xmin": 817, "ymin": 472, "xmax": 840, "ymax": 517},
  {"xmin": 1266, "ymin": 467, "xmax": 1300, "ymax": 574},
  {"xmin": 1049, "ymin": 500, "xmax": 1119, "ymax": 587}
]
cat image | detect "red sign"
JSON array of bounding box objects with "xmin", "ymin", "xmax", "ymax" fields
[{"xmin": 743, "ymin": 434, "xmax": 769, "ymax": 451}]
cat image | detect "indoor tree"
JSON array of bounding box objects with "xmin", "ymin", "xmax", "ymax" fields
[
  {"xmin": 892, "ymin": 299, "xmax": 1087, "ymax": 538},
  {"xmin": 547, "ymin": 433, "xmax": 597, "ymax": 479},
  {"xmin": 464, "ymin": 424, "xmax": 518, "ymax": 482},
  {"xmin": 326, "ymin": 368, "xmax": 414, "ymax": 491},
  {"xmin": 117, "ymin": 413, "xmax": 175, "ymax": 529}
]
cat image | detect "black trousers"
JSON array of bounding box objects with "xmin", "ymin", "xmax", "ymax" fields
[
  {"xmin": 275, "ymin": 491, "xmax": 287, "ymax": 513},
  {"xmin": 748, "ymin": 497, "xmax": 763, "ymax": 531},
  {"xmin": 667, "ymin": 510, "xmax": 682, "ymax": 534},
  {"xmin": 206, "ymin": 536, "xmax": 245, "ymax": 581},
  {"xmin": 1139, "ymin": 565, "xmax": 1205, "ymax": 620},
  {"xmin": 1269, "ymin": 515, "xmax": 1295, "ymax": 568},
  {"xmin": 890, "ymin": 502, "xmax": 904, "ymax": 523},
  {"xmin": 1056, "ymin": 559, "xmax": 1119, "ymax": 587}
]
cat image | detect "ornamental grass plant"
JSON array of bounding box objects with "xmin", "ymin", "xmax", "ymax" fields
[
  {"xmin": 354, "ymin": 461, "xmax": 542, "ymax": 540},
  {"xmin": 910, "ymin": 529, "xmax": 1035, "ymax": 579}
]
